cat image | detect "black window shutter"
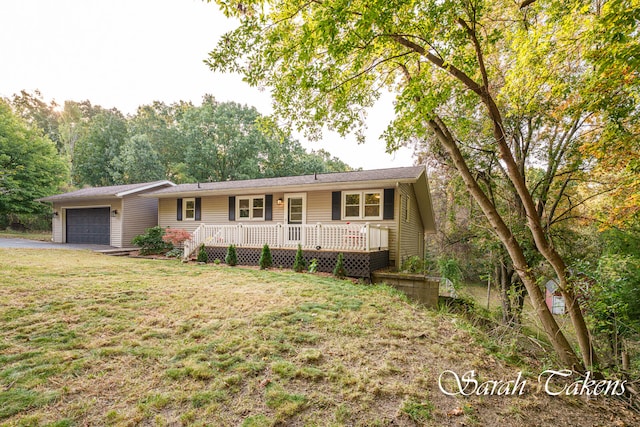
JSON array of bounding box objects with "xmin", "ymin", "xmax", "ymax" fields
[
  {"xmin": 228, "ymin": 196, "xmax": 236, "ymax": 221},
  {"xmin": 177, "ymin": 198, "xmax": 183, "ymax": 221},
  {"xmin": 265, "ymin": 195, "xmax": 273, "ymax": 221},
  {"xmin": 331, "ymin": 191, "xmax": 341, "ymax": 220},
  {"xmin": 194, "ymin": 198, "xmax": 201, "ymax": 221},
  {"xmin": 383, "ymin": 188, "xmax": 395, "ymax": 220}
]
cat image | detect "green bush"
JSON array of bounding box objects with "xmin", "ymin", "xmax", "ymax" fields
[
  {"xmin": 165, "ymin": 248, "xmax": 184, "ymax": 258},
  {"xmin": 293, "ymin": 244, "xmax": 306, "ymax": 272},
  {"xmin": 401, "ymin": 255, "xmax": 427, "ymax": 274},
  {"xmin": 197, "ymin": 244, "xmax": 208, "ymax": 263},
  {"xmin": 259, "ymin": 244, "xmax": 272, "ymax": 269},
  {"xmin": 226, "ymin": 244, "xmax": 238, "ymax": 266},
  {"xmin": 308, "ymin": 258, "xmax": 318, "ymax": 273},
  {"xmin": 438, "ymin": 257, "xmax": 463, "ymax": 288},
  {"xmin": 333, "ymin": 253, "xmax": 347, "ymax": 278},
  {"xmin": 132, "ymin": 226, "xmax": 173, "ymax": 255}
]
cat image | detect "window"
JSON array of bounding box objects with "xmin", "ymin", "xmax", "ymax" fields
[
  {"xmin": 184, "ymin": 198, "xmax": 195, "ymax": 220},
  {"xmin": 344, "ymin": 193, "xmax": 361, "ymax": 219},
  {"xmin": 404, "ymin": 196, "xmax": 411, "ymax": 223},
  {"xmin": 288, "ymin": 197, "xmax": 303, "ymax": 223},
  {"xmin": 342, "ymin": 191, "xmax": 382, "ymax": 220},
  {"xmin": 237, "ymin": 196, "xmax": 265, "ymax": 220},
  {"xmin": 252, "ymin": 198, "xmax": 264, "ymax": 219},
  {"xmin": 238, "ymin": 198, "xmax": 250, "ymax": 219},
  {"xmin": 364, "ymin": 192, "xmax": 381, "ymax": 217}
]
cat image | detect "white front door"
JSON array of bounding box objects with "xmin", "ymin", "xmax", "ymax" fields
[{"xmin": 284, "ymin": 193, "xmax": 306, "ymax": 245}]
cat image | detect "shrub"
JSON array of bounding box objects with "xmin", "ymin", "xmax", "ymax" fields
[
  {"xmin": 162, "ymin": 228, "xmax": 191, "ymax": 246},
  {"xmin": 293, "ymin": 244, "xmax": 306, "ymax": 272},
  {"xmin": 225, "ymin": 244, "xmax": 238, "ymax": 266},
  {"xmin": 438, "ymin": 257, "xmax": 463, "ymax": 288},
  {"xmin": 197, "ymin": 244, "xmax": 208, "ymax": 263},
  {"xmin": 165, "ymin": 248, "xmax": 184, "ymax": 258},
  {"xmin": 132, "ymin": 226, "xmax": 173, "ymax": 255},
  {"xmin": 308, "ymin": 258, "xmax": 318, "ymax": 273},
  {"xmin": 401, "ymin": 255, "xmax": 426, "ymax": 274},
  {"xmin": 333, "ymin": 253, "xmax": 347, "ymax": 278},
  {"xmin": 259, "ymin": 244, "xmax": 272, "ymax": 269}
]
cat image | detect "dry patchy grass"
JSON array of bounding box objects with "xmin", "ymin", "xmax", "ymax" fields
[
  {"xmin": 0, "ymin": 249, "xmax": 637, "ymax": 426},
  {"xmin": 0, "ymin": 231, "xmax": 52, "ymax": 242}
]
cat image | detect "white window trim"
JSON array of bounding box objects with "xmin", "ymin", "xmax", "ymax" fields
[
  {"xmin": 343, "ymin": 191, "xmax": 362, "ymax": 220},
  {"xmin": 236, "ymin": 195, "xmax": 266, "ymax": 221},
  {"xmin": 284, "ymin": 193, "xmax": 307, "ymax": 224},
  {"xmin": 183, "ymin": 197, "xmax": 196, "ymax": 221},
  {"xmin": 341, "ymin": 190, "xmax": 383, "ymax": 221}
]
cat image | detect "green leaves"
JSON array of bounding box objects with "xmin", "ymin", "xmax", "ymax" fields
[{"xmin": 0, "ymin": 100, "xmax": 67, "ymax": 217}]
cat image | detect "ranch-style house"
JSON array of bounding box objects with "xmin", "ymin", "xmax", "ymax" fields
[{"xmin": 38, "ymin": 166, "xmax": 435, "ymax": 277}]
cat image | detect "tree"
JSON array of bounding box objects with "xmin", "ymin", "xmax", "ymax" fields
[
  {"xmin": 73, "ymin": 108, "xmax": 128, "ymax": 186},
  {"xmin": 293, "ymin": 244, "xmax": 306, "ymax": 272},
  {"xmin": 226, "ymin": 244, "xmax": 238, "ymax": 266},
  {"xmin": 10, "ymin": 90, "xmax": 61, "ymax": 151},
  {"xmin": 120, "ymin": 134, "xmax": 166, "ymax": 184},
  {"xmin": 129, "ymin": 101, "xmax": 190, "ymax": 182},
  {"xmin": 180, "ymin": 96, "xmax": 265, "ymax": 182},
  {"xmin": 206, "ymin": 0, "xmax": 638, "ymax": 370},
  {"xmin": 197, "ymin": 244, "xmax": 209, "ymax": 263},
  {"xmin": 0, "ymin": 99, "xmax": 67, "ymax": 224},
  {"xmin": 178, "ymin": 96, "xmax": 351, "ymax": 182},
  {"xmin": 259, "ymin": 244, "xmax": 273, "ymax": 269}
]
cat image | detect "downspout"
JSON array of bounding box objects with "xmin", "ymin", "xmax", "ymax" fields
[{"xmin": 395, "ymin": 182, "xmax": 401, "ymax": 269}]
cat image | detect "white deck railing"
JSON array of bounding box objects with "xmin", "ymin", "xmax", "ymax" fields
[{"xmin": 184, "ymin": 223, "xmax": 389, "ymax": 258}]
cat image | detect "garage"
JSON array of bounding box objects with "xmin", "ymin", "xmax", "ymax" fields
[
  {"xmin": 37, "ymin": 180, "xmax": 175, "ymax": 248},
  {"xmin": 66, "ymin": 207, "xmax": 110, "ymax": 245}
]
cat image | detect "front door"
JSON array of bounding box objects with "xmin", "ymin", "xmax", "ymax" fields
[{"xmin": 284, "ymin": 193, "xmax": 306, "ymax": 245}]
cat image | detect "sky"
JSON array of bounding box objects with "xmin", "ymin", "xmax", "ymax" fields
[{"xmin": 0, "ymin": 0, "xmax": 415, "ymax": 170}]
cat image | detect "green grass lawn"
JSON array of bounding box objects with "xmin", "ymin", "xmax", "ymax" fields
[{"xmin": 0, "ymin": 250, "xmax": 635, "ymax": 426}]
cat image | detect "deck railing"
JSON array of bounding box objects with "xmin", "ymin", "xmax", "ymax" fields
[{"xmin": 184, "ymin": 223, "xmax": 389, "ymax": 259}]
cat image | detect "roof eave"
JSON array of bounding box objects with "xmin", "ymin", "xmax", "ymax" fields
[
  {"xmin": 412, "ymin": 169, "xmax": 437, "ymax": 233},
  {"xmin": 144, "ymin": 177, "xmax": 420, "ymax": 198},
  {"xmin": 115, "ymin": 180, "xmax": 176, "ymax": 197},
  {"xmin": 36, "ymin": 194, "xmax": 124, "ymax": 203}
]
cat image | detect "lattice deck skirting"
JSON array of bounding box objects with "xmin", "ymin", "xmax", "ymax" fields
[{"xmin": 203, "ymin": 246, "xmax": 389, "ymax": 278}]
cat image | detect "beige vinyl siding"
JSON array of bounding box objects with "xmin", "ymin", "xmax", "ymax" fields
[
  {"xmin": 397, "ymin": 183, "xmax": 425, "ymax": 265},
  {"xmin": 159, "ymin": 193, "xmax": 287, "ymax": 231},
  {"xmin": 52, "ymin": 202, "xmax": 63, "ymax": 243},
  {"xmin": 53, "ymin": 199, "xmax": 122, "ymax": 246},
  {"xmin": 303, "ymin": 189, "xmax": 398, "ymax": 263},
  {"xmin": 122, "ymin": 195, "xmax": 159, "ymax": 246}
]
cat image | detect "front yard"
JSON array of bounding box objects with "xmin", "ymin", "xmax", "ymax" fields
[
  {"xmin": 0, "ymin": 250, "xmax": 636, "ymax": 426},
  {"xmin": 0, "ymin": 231, "xmax": 52, "ymax": 242}
]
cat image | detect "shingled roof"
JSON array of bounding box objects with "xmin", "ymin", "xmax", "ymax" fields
[
  {"xmin": 37, "ymin": 180, "xmax": 175, "ymax": 202},
  {"xmin": 149, "ymin": 166, "xmax": 426, "ymax": 197}
]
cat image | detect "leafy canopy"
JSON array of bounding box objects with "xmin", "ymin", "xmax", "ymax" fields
[{"xmin": 0, "ymin": 100, "xmax": 67, "ymax": 217}]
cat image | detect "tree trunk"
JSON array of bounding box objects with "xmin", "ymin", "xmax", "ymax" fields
[
  {"xmin": 428, "ymin": 117, "xmax": 584, "ymax": 370},
  {"xmin": 512, "ymin": 276, "xmax": 526, "ymax": 325},
  {"xmin": 496, "ymin": 263, "xmax": 513, "ymax": 324},
  {"xmin": 394, "ymin": 25, "xmax": 597, "ymax": 371},
  {"xmin": 482, "ymin": 96, "xmax": 597, "ymax": 371}
]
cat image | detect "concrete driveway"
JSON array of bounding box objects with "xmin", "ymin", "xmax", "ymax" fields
[{"xmin": 0, "ymin": 238, "xmax": 115, "ymax": 251}]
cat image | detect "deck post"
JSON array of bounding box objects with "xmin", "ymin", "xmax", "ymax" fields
[
  {"xmin": 276, "ymin": 223, "xmax": 283, "ymax": 248},
  {"xmin": 316, "ymin": 223, "xmax": 322, "ymax": 250},
  {"xmin": 365, "ymin": 223, "xmax": 371, "ymax": 251},
  {"xmin": 237, "ymin": 223, "xmax": 244, "ymax": 246}
]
